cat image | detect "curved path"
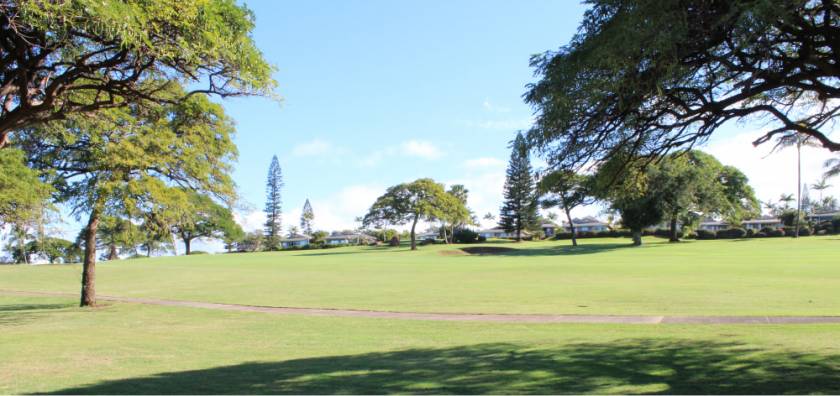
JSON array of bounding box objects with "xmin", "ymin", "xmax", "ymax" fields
[{"xmin": 3, "ymin": 289, "xmax": 840, "ymax": 325}]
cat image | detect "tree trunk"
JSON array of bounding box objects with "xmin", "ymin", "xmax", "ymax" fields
[
  {"xmin": 441, "ymin": 223, "xmax": 449, "ymax": 244},
  {"xmin": 80, "ymin": 208, "xmax": 101, "ymax": 307},
  {"xmin": 564, "ymin": 206, "xmax": 578, "ymax": 247},
  {"xmin": 107, "ymin": 243, "xmax": 118, "ymax": 260},
  {"xmin": 669, "ymin": 215, "xmax": 679, "ymax": 242},
  {"xmin": 410, "ymin": 214, "xmax": 419, "ymax": 250},
  {"xmin": 631, "ymin": 229, "xmax": 642, "ymax": 246},
  {"xmin": 794, "ymin": 141, "xmax": 801, "ymax": 238},
  {"xmin": 184, "ymin": 237, "xmax": 192, "ymax": 255}
]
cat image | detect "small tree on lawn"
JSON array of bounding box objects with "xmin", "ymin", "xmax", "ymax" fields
[
  {"xmin": 538, "ymin": 170, "xmax": 592, "ymax": 246},
  {"xmin": 499, "ymin": 132, "xmax": 538, "ymax": 241},
  {"xmin": 171, "ymin": 191, "xmax": 240, "ymax": 256},
  {"xmin": 362, "ymin": 179, "xmax": 450, "ymax": 250}
]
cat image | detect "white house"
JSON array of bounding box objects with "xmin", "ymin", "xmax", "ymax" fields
[
  {"xmin": 808, "ymin": 211, "xmax": 840, "ymax": 223},
  {"xmin": 741, "ymin": 216, "xmax": 783, "ymax": 230},
  {"xmin": 416, "ymin": 232, "xmax": 439, "ymax": 241},
  {"xmin": 325, "ymin": 233, "xmax": 376, "ymax": 245},
  {"xmin": 697, "ymin": 219, "xmax": 729, "ymax": 231},
  {"xmin": 564, "ymin": 217, "xmax": 609, "ymax": 233},
  {"xmin": 541, "ymin": 222, "xmax": 559, "ymax": 237},
  {"xmin": 280, "ymin": 234, "xmax": 310, "ymax": 249},
  {"xmin": 477, "ymin": 228, "xmax": 532, "ymax": 239}
]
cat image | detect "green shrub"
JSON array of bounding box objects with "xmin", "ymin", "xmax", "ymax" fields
[
  {"xmin": 768, "ymin": 228, "xmax": 785, "ymax": 237},
  {"xmin": 388, "ymin": 236, "xmax": 400, "ymax": 247},
  {"xmin": 476, "ymin": 235, "xmax": 487, "ymax": 242},
  {"xmin": 716, "ymin": 228, "xmax": 746, "ymax": 239},
  {"xmin": 696, "ymin": 229, "xmax": 716, "ymax": 240},
  {"xmin": 554, "ymin": 232, "xmax": 573, "ymax": 240},
  {"xmin": 452, "ymin": 229, "xmax": 479, "ymax": 244},
  {"xmin": 755, "ymin": 232, "xmax": 768, "ymax": 237},
  {"xmin": 798, "ymin": 227, "xmax": 813, "ymax": 236},
  {"xmin": 188, "ymin": 251, "xmax": 208, "ymax": 255},
  {"xmin": 746, "ymin": 228, "xmax": 756, "ymax": 238}
]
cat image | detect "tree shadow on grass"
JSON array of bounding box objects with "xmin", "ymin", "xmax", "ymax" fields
[
  {"xmin": 460, "ymin": 243, "xmax": 643, "ymax": 257},
  {"xmin": 45, "ymin": 339, "xmax": 840, "ymax": 394},
  {"xmin": 0, "ymin": 302, "xmax": 73, "ymax": 326}
]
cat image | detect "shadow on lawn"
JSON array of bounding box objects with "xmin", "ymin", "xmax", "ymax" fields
[
  {"xmin": 461, "ymin": 242, "xmax": 642, "ymax": 257},
  {"xmin": 46, "ymin": 340, "xmax": 840, "ymax": 394},
  {"xmin": 0, "ymin": 302, "xmax": 73, "ymax": 326}
]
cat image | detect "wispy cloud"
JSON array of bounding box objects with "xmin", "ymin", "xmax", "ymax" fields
[
  {"xmin": 401, "ymin": 140, "xmax": 443, "ymax": 159},
  {"xmin": 292, "ymin": 139, "xmax": 335, "ymax": 157},
  {"xmin": 464, "ymin": 157, "xmax": 506, "ymax": 169},
  {"xmin": 482, "ymin": 99, "xmax": 511, "ymax": 113}
]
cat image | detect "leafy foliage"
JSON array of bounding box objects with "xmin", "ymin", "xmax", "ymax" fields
[
  {"xmin": 0, "ymin": 0, "xmax": 277, "ymax": 147},
  {"xmin": 525, "ymin": 0, "xmax": 840, "ymax": 173},
  {"xmin": 362, "ymin": 178, "xmax": 452, "ymax": 250}
]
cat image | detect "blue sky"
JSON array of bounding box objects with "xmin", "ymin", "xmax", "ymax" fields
[
  {"xmin": 219, "ymin": 0, "xmax": 590, "ymax": 233},
  {"xmin": 13, "ymin": 1, "xmax": 840, "ymax": 256}
]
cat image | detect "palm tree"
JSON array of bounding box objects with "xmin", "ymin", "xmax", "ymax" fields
[
  {"xmin": 761, "ymin": 199, "xmax": 778, "ymax": 216},
  {"xmin": 825, "ymin": 156, "xmax": 840, "ymax": 179},
  {"xmin": 812, "ymin": 177, "xmax": 832, "ymax": 202},
  {"xmin": 778, "ymin": 193, "xmax": 795, "ymax": 210},
  {"xmin": 774, "ymin": 132, "xmax": 819, "ymax": 238}
]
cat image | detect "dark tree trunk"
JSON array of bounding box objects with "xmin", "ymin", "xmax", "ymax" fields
[
  {"xmin": 80, "ymin": 208, "xmax": 101, "ymax": 307},
  {"xmin": 107, "ymin": 243, "xmax": 118, "ymax": 260},
  {"xmin": 184, "ymin": 237, "xmax": 192, "ymax": 255},
  {"xmin": 631, "ymin": 229, "xmax": 642, "ymax": 246},
  {"xmin": 669, "ymin": 215, "xmax": 680, "ymax": 242},
  {"xmin": 794, "ymin": 142, "xmax": 801, "ymax": 238},
  {"xmin": 410, "ymin": 214, "xmax": 419, "ymax": 250},
  {"xmin": 564, "ymin": 205, "xmax": 578, "ymax": 247}
]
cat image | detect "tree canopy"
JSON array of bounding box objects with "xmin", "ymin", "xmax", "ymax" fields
[
  {"xmin": 362, "ymin": 178, "xmax": 456, "ymax": 250},
  {"xmin": 538, "ymin": 169, "xmax": 592, "ymax": 246},
  {"xmin": 525, "ymin": 0, "xmax": 840, "ymax": 172},
  {"xmin": 16, "ymin": 84, "xmax": 238, "ymax": 306},
  {"xmin": 0, "ymin": 0, "xmax": 277, "ymax": 148}
]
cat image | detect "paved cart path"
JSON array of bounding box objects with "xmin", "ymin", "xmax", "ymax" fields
[{"xmin": 3, "ymin": 289, "xmax": 840, "ymax": 325}]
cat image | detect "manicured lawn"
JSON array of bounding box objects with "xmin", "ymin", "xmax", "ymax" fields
[
  {"xmin": 1, "ymin": 237, "xmax": 838, "ymax": 315},
  {"xmin": 2, "ymin": 294, "xmax": 840, "ymax": 394}
]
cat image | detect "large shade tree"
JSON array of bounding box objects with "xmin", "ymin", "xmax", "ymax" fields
[
  {"xmin": 525, "ymin": 0, "xmax": 840, "ymax": 173},
  {"xmin": 0, "ymin": 0, "xmax": 276, "ymax": 149},
  {"xmin": 362, "ymin": 178, "xmax": 455, "ymax": 250},
  {"xmin": 16, "ymin": 86, "xmax": 237, "ymax": 306},
  {"xmin": 171, "ymin": 191, "xmax": 241, "ymax": 256}
]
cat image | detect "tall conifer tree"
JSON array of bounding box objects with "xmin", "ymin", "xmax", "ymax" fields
[
  {"xmin": 264, "ymin": 156, "xmax": 284, "ymax": 250},
  {"xmin": 499, "ymin": 132, "xmax": 538, "ymax": 241},
  {"xmin": 300, "ymin": 199, "xmax": 314, "ymax": 235}
]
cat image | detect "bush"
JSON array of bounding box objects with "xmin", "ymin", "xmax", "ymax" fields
[
  {"xmin": 816, "ymin": 229, "xmax": 828, "ymax": 235},
  {"xmin": 746, "ymin": 228, "xmax": 756, "ymax": 238},
  {"xmin": 477, "ymin": 235, "xmax": 487, "ymax": 243},
  {"xmin": 388, "ymin": 236, "xmax": 400, "ymax": 247},
  {"xmin": 768, "ymin": 228, "xmax": 785, "ymax": 237},
  {"xmin": 695, "ymin": 229, "xmax": 716, "ymax": 240},
  {"xmin": 554, "ymin": 232, "xmax": 573, "ymax": 240},
  {"xmin": 814, "ymin": 221, "xmax": 835, "ymax": 234},
  {"xmin": 452, "ymin": 229, "xmax": 479, "ymax": 244},
  {"xmin": 596, "ymin": 230, "xmax": 613, "ymax": 238},
  {"xmin": 579, "ymin": 231, "xmax": 596, "ymax": 238},
  {"xmin": 798, "ymin": 227, "xmax": 813, "ymax": 236},
  {"xmin": 755, "ymin": 232, "xmax": 768, "ymax": 237},
  {"xmin": 716, "ymin": 228, "xmax": 746, "ymax": 239},
  {"xmin": 782, "ymin": 226, "xmax": 797, "ymax": 237},
  {"xmin": 832, "ymin": 216, "xmax": 840, "ymax": 232}
]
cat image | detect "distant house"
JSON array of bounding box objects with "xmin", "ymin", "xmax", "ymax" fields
[
  {"xmin": 541, "ymin": 222, "xmax": 559, "ymax": 237},
  {"xmin": 564, "ymin": 217, "xmax": 609, "ymax": 233},
  {"xmin": 741, "ymin": 216, "xmax": 783, "ymax": 230},
  {"xmin": 325, "ymin": 233, "xmax": 376, "ymax": 245},
  {"xmin": 416, "ymin": 232, "xmax": 439, "ymax": 241},
  {"xmin": 808, "ymin": 211, "xmax": 840, "ymax": 223},
  {"xmin": 477, "ymin": 228, "xmax": 532, "ymax": 239},
  {"xmin": 697, "ymin": 219, "xmax": 729, "ymax": 231},
  {"xmin": 281, "ymin": 234, "xmax": 310, "ymax": 249}
]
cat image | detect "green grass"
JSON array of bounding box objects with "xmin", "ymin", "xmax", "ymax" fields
[
  {"xmin": 1, "ymin": 237, "xmax": 839, "ymax": 315},
  {"xmin": 2, "ymin": 295, "xmax": 840, "ymax": 394},
  {"xmin": 2, "ymin": 237, "xmax": 840, "ymax": 393}
]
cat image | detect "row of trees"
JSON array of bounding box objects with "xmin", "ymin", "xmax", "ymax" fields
[
  {"xmin": 495, "ymin": 134, "xmax": 760, "ymax": 247},
  {"xmin": 0, "ymin": 1, "xmax": 277, "ymax": 306}
]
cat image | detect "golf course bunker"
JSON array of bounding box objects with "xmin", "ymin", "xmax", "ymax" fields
[{"xmin": 459, "ymin": 246, "xmax": 516, "ymax": 255}]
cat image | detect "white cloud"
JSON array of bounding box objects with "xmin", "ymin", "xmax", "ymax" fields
[
  {"xmin": 400, "ymin": 140, "xmax": 443, "ymax": 160},
  {"xmin": 482, "ymin": 99, "xmax": 511, "ymax": 113},
  {"xmin": 292, "ymin": 139, "xmax": 334, "ymax": 157},
  {"xmin": 703, "ymin": 131, "xmax": 840, "ymax": 206},
  {"xmin": 464, "ymin": 157, "xmax": 506, "ymax": 169}
]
